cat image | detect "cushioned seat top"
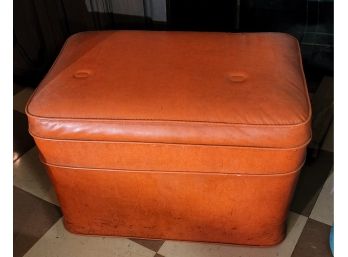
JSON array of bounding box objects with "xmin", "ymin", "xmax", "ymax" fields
[{"xmin": 27, "ymin": 31, "xmax": 311, "ymax": 149}]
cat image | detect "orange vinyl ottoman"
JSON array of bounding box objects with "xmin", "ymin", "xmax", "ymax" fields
[{"xmin": 26, "ymin": 31, "xmax": 311, "ymax": 246}]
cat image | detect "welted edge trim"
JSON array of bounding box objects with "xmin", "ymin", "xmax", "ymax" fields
[
  {"xmin": 40, "ymin": 155, "xmax": 305, "ymax": 177},
  {"xmin": 30, "ymin": 130, "xmax": 312, "ymax": 151}
]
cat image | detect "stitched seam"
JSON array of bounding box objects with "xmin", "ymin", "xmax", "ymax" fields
[
  {"xmin": 25, "ymin": 32, "xmax": 75, "ymax": 117},
  {"xmin": 28, "ymin": 114, "xmax": 311, "ymax": 128},
  {"xmin": 40, "ymin": 157, "xmax": 305, "ymax": 177},
  {"xmin": 296, "ymin": 37, "xmax": 313, "ymax": 125},
  {"xmin": 30, "ymin": 130, "xmax": 312, "ymax": 150}
]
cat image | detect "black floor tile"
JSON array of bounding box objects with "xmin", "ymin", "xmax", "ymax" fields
[
  {"xmin": 130, "ymin": 238, "xmax": 165, "ymax": 252},
  {"xmin": 290, "ymin": 150, "xmax": 333, "ymax": 216},
  {"xmin": 13, "ymin": 110, "xmax": 35, "ymax": 162},
  {"xmin": 13, "ymin": 186, "xmax": 62, "ymax": 257},
  {"xmin": 291, "ymin": 219, "xmax": 332, "ymax": 257}
]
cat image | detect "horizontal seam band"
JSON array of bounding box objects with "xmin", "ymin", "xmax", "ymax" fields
[
  {"xmin": 30, "ymin": 130, "xmax": 312, "ymax": 151},
  {"xmin": 27, "ymin": 113, "xmax": 311, "ymax": 128},
  {"xmin": 40, "ymin": 157, "xmax": 305, "ymax": 177}
]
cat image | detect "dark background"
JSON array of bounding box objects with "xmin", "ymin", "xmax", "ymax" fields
[
  {"xmin": 14, "ymin": 0, "xmax": 333, "ymax": 153},
  {"xmin": 14, "ymin": 0, "xmax": 333, "ymax": 90}
]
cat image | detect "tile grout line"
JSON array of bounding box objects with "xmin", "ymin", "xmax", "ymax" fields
[
  {"xmin": 22, "ymin": 218, "xmax": 63, "ymax": 257},
  {"xmin": 309, "ymin": 168, "xmax": 334, "ymax": 226},
  {"xmin": 13, "ymin": 145, "xmax": 60, "ymax": 207},
  {"xmin": 13, "ymin": 184, "xmax": 60, "ymax": 208},
  {"xmin": 290, "ymin": 218, "xmax": 308, "ymax": 257}
]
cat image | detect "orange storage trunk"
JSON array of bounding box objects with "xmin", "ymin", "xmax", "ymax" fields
[{"xmin": 26, "ymin": 31, "xmax": 311, "ymax": 246}]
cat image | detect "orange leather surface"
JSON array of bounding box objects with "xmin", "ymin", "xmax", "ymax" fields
[
  {"xmin": 26, "ymin": 31, "xmax": 311, "ymax": 245},
  {"xmin": 35, "ymin": 138, "xmax": 306, "ymax": 174},
  {"xmin": 45, "ymin": 164, "xmax": 300, "ymax": 246},
  {"xmin": 26, "ymin": 31, "xmax": 311, "ymax": 149}
]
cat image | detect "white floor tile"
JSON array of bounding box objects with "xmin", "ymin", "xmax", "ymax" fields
[
  {"xmin": 13, "ymin": 147, "xmax": 59, "ymax": 206},
  {"xmin": 24, "ymin": 219, "xmax": 156, "ymax": 257},
  {"xmin": 158, "ymin": 212, "xmax": 308, "ymax": 257},
  {"xmin": 310, "ymin": 170, "xmax": 334, "ymax": 225},
  {"xmin": 13, "ymin": 87, "xmax": 34, "ymax": 113}
]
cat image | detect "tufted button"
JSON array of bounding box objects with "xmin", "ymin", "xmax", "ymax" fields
[
  {"xmin": 226, "ymin": 72, "xmax": 248, "ymax": 83},
  {"xmin": 74, "ymin": 70, "xmax": 92, "ymax": 79}
]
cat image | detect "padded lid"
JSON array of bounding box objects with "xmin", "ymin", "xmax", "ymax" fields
[{"xmin": 27, "ymin": 31, "xmax": 311, "ymax": 149}]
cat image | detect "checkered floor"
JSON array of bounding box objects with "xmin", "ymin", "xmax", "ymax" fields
[{"xmin": 14, "ymin": 82, "xmax": 333, "ymax": 257}]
